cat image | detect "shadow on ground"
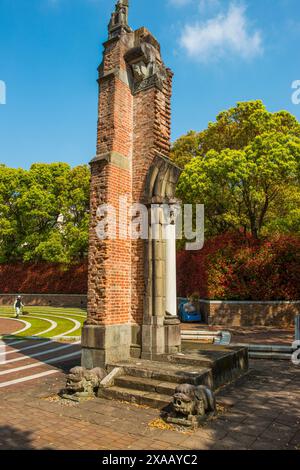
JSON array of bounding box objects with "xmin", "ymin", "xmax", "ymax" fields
[
  {"xmin": 0, "ymin": 337, "xmax": 81, "ymax": 374},
  {"xmin": 0, "ymin": 426, "xmax": 54, "ymax": 450},
  {"xmin": 0, "ymin": 361, "xmax": 299, "ymax": 450}
]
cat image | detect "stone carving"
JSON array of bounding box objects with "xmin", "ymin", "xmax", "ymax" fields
[
  {"xmin": 109, "ymin": 0, "xmax": 131, "ymax": 39},
  {"xmin": 125, "ymin": 42, "xmax": 168, "ymax": 93},
  {"xmin": 132, "ymin": 61, "xmax": 151, "ymax": 83},
  {"xmin": 61, "ymin": 366, "xmax": 107, "ymax": 401},
  {"xmin": 132, "ymin": 60, "xmax": 167, "ymax": 91},
  {"xmin": 166, "ymin": 384, "xmax": 216, "ymax": 428}
]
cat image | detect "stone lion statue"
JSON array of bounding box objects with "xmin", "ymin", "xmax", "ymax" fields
[
  {"xmin": 63, "ymin": 366, "xmax": 107, "ymax": 400},
  {"xmin": 172, "ymin": 384, "xmax": 216, "ymax": 418}
]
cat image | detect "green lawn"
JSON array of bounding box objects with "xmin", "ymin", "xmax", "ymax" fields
[{"xmin": 0, "ymin": 306, "xmax": 87, "ymax": 340}]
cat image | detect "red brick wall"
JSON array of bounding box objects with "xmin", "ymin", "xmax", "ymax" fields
[
  {"xmin": 88, "ymin": 27, "xmax": 173, "ymax": 330},
  {"xmin": 87, "ymin": 161, "xmax": 132, "ymax": 326},
  {"xmin": 88, "ymin": 34, "xmax": 133, "ymax": 327},
  {"xmin": 97, "ymin": 37, "xmax": 133, "ymax": 156},
  {"xmin": 130, "ymin": 72, "xmax": 173, "ymax": 326},
  {"xmin": 202, "ymin": 300, "xmax": 300, "ymax": 328}
]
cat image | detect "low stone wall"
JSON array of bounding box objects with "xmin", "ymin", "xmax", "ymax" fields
[
  {"xmin": 0, "ymin": 294, "xmax": 87, "ymax": 309},
  {"xmin": 200, "ymin": 300, "xmax": 300, "ymax": 328},
  {"xmin": 2, "ymin": 295, "xmax": 298, "ymax": 327}
]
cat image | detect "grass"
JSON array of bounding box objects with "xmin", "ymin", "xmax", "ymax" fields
[{"xmin": 0, "ymin": 306, "xmax": 87, "ymax": 339}]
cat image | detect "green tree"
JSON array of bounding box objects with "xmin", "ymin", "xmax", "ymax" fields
[
  {"xmin": 174, "ymin": 101, "xmax": 300, "ymax": 239},
  {"xmin": 170, "ymin": 131, "xmax": 202, "ymax": 169},
  {"xmin": 0, "ymin": 163, "xmax": 90, "ymax": 264},
  {"xmin": 171, "ymin": 101, "xmax": 300, "ymax": 167},
  {"xmin": 0, "ymin": 165, "xmax": 25, "ymax": 261}
]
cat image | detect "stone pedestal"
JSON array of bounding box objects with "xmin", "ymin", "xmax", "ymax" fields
[
  {"xmin": 141, "ymin": 316, "xmax": 181, "ymax": 360},
  {"xmin": 81, "ymin": 324, "xmax": 131, "ymax": 369},
  {"xmin": 141, "ymin": 317, "xmax": 165, "ymax": 360},
  {"xmin": 164, "ymin": 315, "xmax": 181, "ymax": 355}
]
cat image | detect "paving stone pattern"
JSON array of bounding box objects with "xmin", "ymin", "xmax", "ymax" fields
[{"xmin": 0, "ymin": 360, "xmax": 299, "ymax": 450}]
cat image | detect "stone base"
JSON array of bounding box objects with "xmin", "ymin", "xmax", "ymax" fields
[
  {"xmin": 141, "ymin": 316, "xmax": 181, "ymax": 360},
  {"xmin": 81, "ymin": 324, "xmax": 131, "ymax": 369},
  {"xmin": 165, "ymin": 413, "xmax": 210, "ymax": 429},
  {"xmin": 164, "ymin": 315, "xmax": 181, "ymax": 355},
  {"xmin": 60, "ymin": 393, "xmax": 93, "ymax": 403},
  {"xmin": 100, "ymin": 344, "xmax": 248, "ymax": 411}
]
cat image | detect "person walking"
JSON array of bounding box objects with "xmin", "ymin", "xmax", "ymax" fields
[{"xmin": 14, "ymin": 296, "xmax": 24, "ymax": 318}]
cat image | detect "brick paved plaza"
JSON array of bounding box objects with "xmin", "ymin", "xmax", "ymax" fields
[{"xmin": 0, "ymin": 357, "xmax": 299, "ymax": 451}]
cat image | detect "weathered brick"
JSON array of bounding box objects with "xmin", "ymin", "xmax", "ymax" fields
[{"xmin": 87, "ymin": 20, "xmax": 173, "ymax": 329}]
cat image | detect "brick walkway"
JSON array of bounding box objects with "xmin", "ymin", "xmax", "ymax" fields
[
  {"xmin": 0, "ymin": 319, "xmax": 24, "ymax": 336},
  {"xmin": 0, "ymin": 360, "xmax": 299, "ymax": 450},
  {"xmin": 0, "ymin": 337, "xmax": 80, "ymax": 390}
]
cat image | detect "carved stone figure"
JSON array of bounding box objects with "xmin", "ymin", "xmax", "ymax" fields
[
  {"xmin": 125, "ymin": 42, "xmax": 168, "ymax": 93},
  {"xmin": 166, "ymin": 384, "xmax": 216, "ymax": 428},
  {"xmin": 132, "ymin": 61, "xmax": 151, "ymax": 83},
  {"xmin": 62, "ymin": 366, "xmax": 107, "ymax": 401},
  {"xmin": 173, "ymin": 384, "xmax": 216, "ymax": 416},
  {"xmin": 133, "ymin": 60, "xmax": 167, "ymax": 86}
]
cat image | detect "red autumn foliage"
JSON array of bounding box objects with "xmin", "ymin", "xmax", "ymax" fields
[
  {"xmin": 0, "ymin": 262, "xmax": 88, "ymax": 294},
  {"xmin": 177, "ymin": 232, "xmax": 300, "ymax": 301},
  {"xmin": 0, "ymin": 233, "xmax": 299, "ymax": 300}
]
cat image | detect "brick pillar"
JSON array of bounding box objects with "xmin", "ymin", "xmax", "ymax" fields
[
  {"xmin": 82, "ymin": 7, "xmax": 134, "ymax": 368},
  {"xmin": 82, "ymin": 2, "xmax": 181, "ymax": 368}
]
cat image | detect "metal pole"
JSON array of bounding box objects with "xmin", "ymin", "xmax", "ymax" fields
[{"xmin": 295, "ymin": 315, "xmax": 300, "ymax": 342}]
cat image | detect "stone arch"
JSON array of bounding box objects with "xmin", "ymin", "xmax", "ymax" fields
[
  {"xmin": 143, "ymin": 154, "xmax": 181, "ymax": 203},
  {"xmin": 142, "ymin": 154, "xmax": 182, "ymax": 359}
]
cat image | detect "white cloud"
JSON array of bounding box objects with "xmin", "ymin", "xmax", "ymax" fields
[{"xmin": 180, "ymin": 3, "xmax": 263, "ymax": 62}]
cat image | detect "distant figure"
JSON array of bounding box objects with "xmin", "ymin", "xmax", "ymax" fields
[{"xmin": 14, "ymin": 296, "xmax": 24, "ymax": 318}]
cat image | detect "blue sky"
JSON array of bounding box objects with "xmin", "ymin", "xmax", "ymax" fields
[{"xmin": 0, "ymin": 0, "xmax": 299, "ymax": 169}]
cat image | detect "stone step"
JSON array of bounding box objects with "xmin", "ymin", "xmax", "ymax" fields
[
  {"xmin": 114, "ymin": 375, "xmax": 177, "ymax": 396},
  {"xmin": 182, "ymin": 330, "xmax": 223, "ymax": 337},
  {"xmin": 107, "ymin": 360, "xmax": 212, "ymax": 386},
  {"xmin": 233, "ymin": 343, "xmax": 294, "ymax": 353},
  {"xmin": 99, "ymin": 385, "xmax": 171, "ymax": 410},
  {"xmin": 249, "ymin": 352, "xmax": 292, "ymax": 360},
  {"xmin": 168, "ymin": 354, "xmax": 214, "ymax": 368}
]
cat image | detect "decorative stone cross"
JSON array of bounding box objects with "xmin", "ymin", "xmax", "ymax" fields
[{"xmin": 108, "ymin": 0, "xmax": 131, "ymax": 38}]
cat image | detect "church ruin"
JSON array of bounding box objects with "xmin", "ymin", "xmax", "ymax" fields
[{"xmin": 82, "ymin": 0, "xmax": 182, "ymax": 368}]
